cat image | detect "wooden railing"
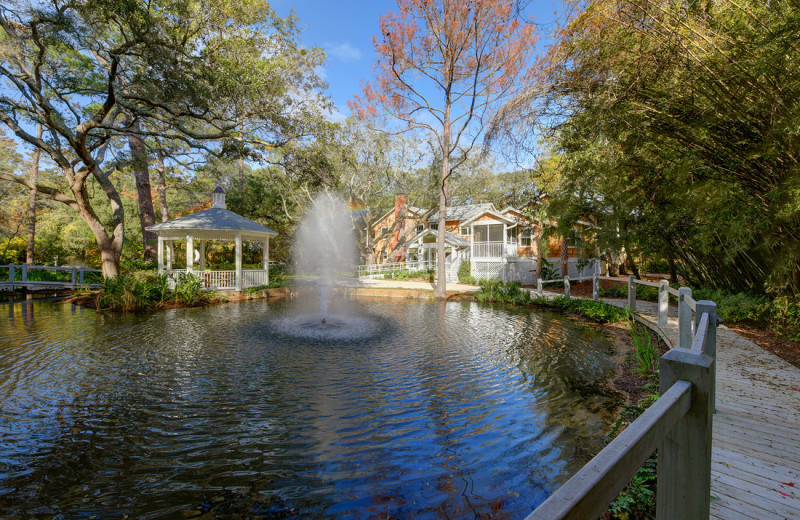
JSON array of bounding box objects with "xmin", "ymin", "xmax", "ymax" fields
[
  {"xmin": 529, "ymin": 272, "xmax": 717, "ymax": 520},
  {"xmin": 1, "ymin": 263, "xmax": 102, "ymax": 288},
  {"xmin": 473, "ymin": 241, "xmax": 504, "ymax": 258}
]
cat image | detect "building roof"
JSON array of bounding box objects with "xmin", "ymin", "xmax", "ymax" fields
[
  {"xmin": 370, "ymin": 205, "xmax": 426, "ymax": 227},
  {"xmin": 427, "ymin": 203, "xmax": 496, "ymax": 223},
  {"xmin": 460, "ymin": 209, "xmax": 516, "ymax": 226},
  {"xmin": 408, "ymin": 228, "xmax": 470, "ymax": 249},
  {"xmin": 147, "ymin": 207, "xmax": 277, "ymax": 238}
]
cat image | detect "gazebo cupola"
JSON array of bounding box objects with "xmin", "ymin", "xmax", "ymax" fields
[{"xmin": 146, "ymin": 187, "xmax": 278, "ymax": 291}]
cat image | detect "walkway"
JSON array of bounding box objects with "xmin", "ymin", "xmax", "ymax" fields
[{"xmin": 560, "ymin": 294, "xmax": 800, "ymax": 520}]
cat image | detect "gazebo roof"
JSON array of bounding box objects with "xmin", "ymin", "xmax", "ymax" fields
[{"xmin": 147, "ymin": 207, "xmax": 277, "ymax": 239}]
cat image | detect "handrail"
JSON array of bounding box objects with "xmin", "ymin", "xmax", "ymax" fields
[
  {"xmin": 633, "ymin": 279, "xmax": 662, "ymax": 288},
  {"xmin": 0, "ymin": 263, "xmax": 101, "ymax": 272},
  {"xmin": 526, "ymin": 380, "xmax": 692, "ymax": 520},
  {"xmin": 684, "ymin": 294, "xmax": 697, "ymax": 311}
]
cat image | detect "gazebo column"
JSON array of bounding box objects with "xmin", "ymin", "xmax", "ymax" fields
[
  {"xmin": 199, "ymin": 241, "xmax": 206, "ymax": 271},
  {"xmin": 186, "ymin": 234, "xmax": 194, "ymax": 273},
  {"xmin": 166, "ymin": 241, "xmax": 173, "ymax": 271},
  {"xmin": 235, "ymin": 233, "xmax": 242, "ymax": 291},
  {"xmin": 263, "ymin": 237, "xmax": 269, "ymax": 285},
  {"xmin": 157, "ymin": 236, "xmax": 164, "ymax": 274}
]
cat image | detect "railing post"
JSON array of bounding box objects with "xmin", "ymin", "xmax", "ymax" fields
[
  {"xmin": 658, "ymin": 336, "xmax": 715, "ymax": 520},
  {"xmin": 679, "ymin": 287, "xmax": 692, "ymax": 349},
  {"xmin": 537, "ymin": 277, "xmax": 543, "ymax": 298},
  {"xmin": 564, "ymin": 275, "xmax": 570, "ymax": 299},
  {"xmin": 21, "ymin": 264, "xmax": 28, "ymax": 282},
  {"xmin": 658, "ymin": 280, "xmax": 669, "ymax": 328},
  {"xmin": 592, "ymin": 272, "xmax": 599, "ymax": 302},
  {"xmin": 71, "ymin": 267, "xmax": 77, "ymax": 285},
  {"xmin": 9, "ymin": 263, "xmax": 14, "ymax": 282},
  {"xmin": 628, "ymin": 274, "xmax": 636, "ymax": 313},
  {"xmin": 696, "ymin": 300, "xmax": 718, "ymax": 413},
  {"xmin": 79, "ymin": 267, "xmax": 85, "ymax": 284}
]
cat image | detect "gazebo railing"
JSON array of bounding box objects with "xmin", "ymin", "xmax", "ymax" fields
[
  {"xmin": 242, "ymin": 269, "xmax": 268, "ymax": 288},
  {"xmin": 165, "ymin": 269, "xmax": 266, "ymax": 290}
]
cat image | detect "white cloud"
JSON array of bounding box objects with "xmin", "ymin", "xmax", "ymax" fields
[{"xmin": 325, "ymin": 42, "xmax": 363, "ymax": 63}]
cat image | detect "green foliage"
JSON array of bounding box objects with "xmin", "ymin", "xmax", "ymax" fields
[
  {"xmin": 474, "ymin": 279, "xmax": 532, "ymax": 305},
  {"xmin": 97, "ymin": 273, "xmax": 170, "ymax": 312},
  {"xmin": 457, "ymin": 260, "xmax": 476, "ymax": 284},
  {"xmin": 388, "ymin": 268, "xmax": 435, "ymax": 282},
  {"xmin": 172, "ymin": 275, "xmax": 207, "ymax": 305},
  {"xmin": 515, "ymin": 0, "xmax": 800, "ymax": 294},
  {"xmin": 628, "ymin": 313, "xmax": 657, "ymax": 376},
  {"xmin": 531, "ymin": 296, "xmax": 628, "ymax": 323},
  {"xmin": 610, "ymin": 455, "xmax": 657, "ymax": 520}
]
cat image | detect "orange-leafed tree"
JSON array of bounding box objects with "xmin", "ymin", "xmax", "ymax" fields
[{"xmin": 351, "ymin": 0, "xmax": 537, "ymax": 299}]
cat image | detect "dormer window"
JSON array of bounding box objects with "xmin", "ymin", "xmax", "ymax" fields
[
  {"xmin": 416, "ymin": 224, "xmax": 424, "ymax": 234},
  {"xmin": 460, "ymin": 226, "xmax": 469, "ymax": 236},
  {"xmin": 430, "ymin": 223, "xmax": 438, "ymax": 231}
]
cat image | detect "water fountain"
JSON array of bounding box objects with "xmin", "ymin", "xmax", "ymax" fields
[{"xmin": 277, "ymin": 191, "xmax": 377, "ymax": 340}]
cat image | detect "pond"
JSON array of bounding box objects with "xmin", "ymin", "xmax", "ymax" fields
[{"xmin": 0, "ymin": 297, "xmax": 621, "ymax": 518}]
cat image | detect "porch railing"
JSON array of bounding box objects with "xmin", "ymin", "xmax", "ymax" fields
[
  {"xmin": 357, "ymin": 261, "xmax": 437, "ymax": 279},
  {"xmin": 472, "ymin": 241, "xmax": 504, "ymax": 258}
]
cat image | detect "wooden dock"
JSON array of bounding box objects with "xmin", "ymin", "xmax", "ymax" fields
[{"xmin": 608, "ymin": 299, "xmax": 800, "ymax": 520}]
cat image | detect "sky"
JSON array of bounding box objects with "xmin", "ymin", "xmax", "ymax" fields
[{"xmin": 271, "ymin": 0, "xmax": 565, "ymax": 121}]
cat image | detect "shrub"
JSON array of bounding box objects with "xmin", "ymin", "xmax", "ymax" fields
[
  {"xmin": 457, "ymin": 260, "xmax": 473, "ymax": 283},
  {"xmin": 532, "ymin": 297, "xmax": 628, "ymax": 323},
  {"xmin": 628, "ymin": 313, "xmax": 657, "ymax": 375},
  {"xmin": 173, "ymin": 274, "xmax": 207, "ymax": 305}
]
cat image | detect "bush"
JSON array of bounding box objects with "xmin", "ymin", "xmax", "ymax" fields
[
  {"xmin": 97, "ymin": 274, "xmax": 168, "ymax": 311},
  {"xmin": 532, "ymin": 297, "xmax": 628, "ymax": 323},
  {"xmin": 474, "ymin": 279, "xmax": 532, "ymax": 305},
  {"xmin": 173, "ymin": 274, "xmax": 207, "ymax": 305},
  {"xmin": 457, "ymin": 261, "xmax": 475, "ymax": 283}
]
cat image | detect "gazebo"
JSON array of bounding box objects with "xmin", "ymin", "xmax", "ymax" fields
[{"xmin": 146, "ymin": 187, "xmax": 278, "ymax": 291}]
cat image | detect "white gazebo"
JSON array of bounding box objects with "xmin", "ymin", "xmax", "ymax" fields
[{"xmin": 146, "ymin": 187, "xmax": 278, "ymax": 291}]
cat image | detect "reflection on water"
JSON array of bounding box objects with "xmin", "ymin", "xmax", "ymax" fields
[{"xmin": 0, "ymin": 298, "xmax": 620, "ymax": 518}]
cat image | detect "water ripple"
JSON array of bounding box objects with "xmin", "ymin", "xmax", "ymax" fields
[{"xmin": 0, "ymin": 298, "xmax": 619, "ymax": 518}]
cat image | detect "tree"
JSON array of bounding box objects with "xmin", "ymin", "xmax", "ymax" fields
[
  {"xmin": 351, "ymin": 0, "xmax": 537, "ymax": 298},
  {"xmin": 0, "ymin": 0, "xmax": 327, "ymax": 277},
  {"xmin": 26, "ymin": 123, "xmax": 42, "ymax": 264}
]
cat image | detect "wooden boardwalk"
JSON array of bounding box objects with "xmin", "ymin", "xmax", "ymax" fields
[{"xmin": 601, "ymin": 298, "xmax": 800, "ymax": 520}]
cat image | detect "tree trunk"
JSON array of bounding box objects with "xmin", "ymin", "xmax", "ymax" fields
[
  {"xmin": 26, "ymin": 123, "xmax": 42, "ymax": 264},
  {"xmin": 128, "ymin": 120, "xmax": 157, "ymax": 259},
  {"xmin": 668, "ymin": 254, "xmax": 679, "ymax": 283},
  {"xmin": 435, "ymin": 104, "xmax": 451, "ymax": 300},
  {"xmin": 627, "ymin": 250, "xmax": 641, "ymax": 279},
  {"xmin": 534, "ymin": 224, "xmax": 544, "ymax": 279},
  {"xmin": 71, "ymin": 173, "xmax": 123, "ymax": 278},
  {"xmin": 155, "ymin": 149, "xmax": 170, "ymax": 222},
  {"xmin": 560, "ymin": 237, "xmax": 569, "ymax": 278}
]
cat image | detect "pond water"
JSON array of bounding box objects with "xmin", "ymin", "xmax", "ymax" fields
[{"xmin": 0, "ymin": 297, "xmax": 620, "ymax": 519}]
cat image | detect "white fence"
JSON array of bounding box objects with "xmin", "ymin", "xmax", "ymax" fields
[
  {"xmin": 167, "ymin": 269, "xmax": 268, "ymax": 290},
  {"xmin": 472, "ymin": 242, "xmax": 505, "ymax": 258}
]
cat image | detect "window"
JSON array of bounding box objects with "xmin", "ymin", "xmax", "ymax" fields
[
  {"xmin": 460, "ymin": 226, "xmax": 469, "ymax": 236},
  {"xmin": 380, "ymin": 226, "xmax": 389, "ymax": 236},
  {"xmin": 488, "ymin": 224, "xmax": 503, "ymax": 242},
  {"xmin": 473, "ymin": 224, "xmax": 488, "ymax": 242},
  {"xmin": 416, "ymin": 224, "xmax": 424, "ymax": 234},
  {"xmin": 520, "ymin": 229, "xmax": 533, "ymax": 247},
  {"xmin": 430, "ymin": 223, "xmax": 438, "ymax": 231},
  {"xmin": 506, "ymin": 227, "xmax": 518, "ymax": 242}
]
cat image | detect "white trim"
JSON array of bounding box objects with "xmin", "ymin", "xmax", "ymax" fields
[{"xmin": 460, "ymin": 209, "xmax": 515, "ymax": 226}]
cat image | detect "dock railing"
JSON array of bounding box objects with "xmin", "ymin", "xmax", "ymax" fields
[
  {"xmin": 1, "ymin": 263, "xmax": 102, "ymax": 289},
  {"xmin": 529, "ymin": 271, "xmax": 717, "ymax": 520}
]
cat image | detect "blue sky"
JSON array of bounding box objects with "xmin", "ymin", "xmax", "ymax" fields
[{"xmin": 271, "ymin": 1, "xmax": 564, "ymax": 120}]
